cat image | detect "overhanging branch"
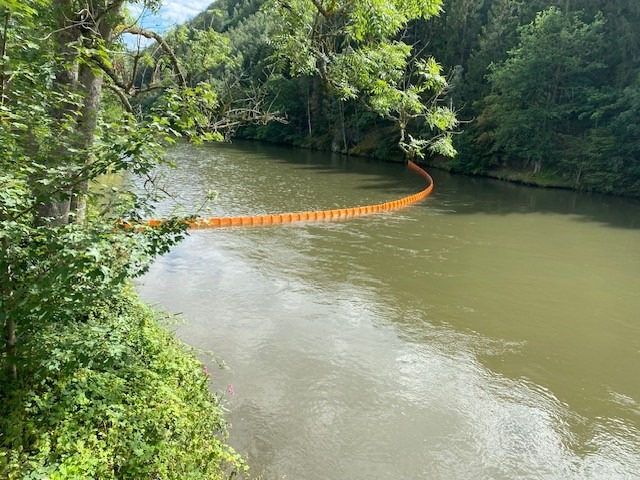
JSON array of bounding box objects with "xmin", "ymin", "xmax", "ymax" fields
[
  {"xmin": 106, "ymin": 84, "xmax": 132, "ymax": 112},
  {"xmin": 115, "ymin": 25, "xmax": 186, "ymax": 87}
]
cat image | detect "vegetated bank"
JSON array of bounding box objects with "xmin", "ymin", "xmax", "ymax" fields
[
  {"xmin": 178, "ymin": 0, "xmax": 640, "ymax": 197},
  {"xmin": 235, "ymin": 123, "xmax": 591, "ymax": 194},
  {"xmin": 0, "ymin": 288, "xmax": 245, "ymax": 479},
  {"xmin": 0, "ymin": 0, "xmax": 252, "ymax": 477}
]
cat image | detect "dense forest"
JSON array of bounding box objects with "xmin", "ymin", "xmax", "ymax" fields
[{"xmin": 164, "ymin": 0, "xmax": 640, "ymax": 195}]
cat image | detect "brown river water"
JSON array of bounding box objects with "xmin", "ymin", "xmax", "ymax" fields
[{"xmin": 137, "ymin": 141, "xmax": 640, "ymax": 479}]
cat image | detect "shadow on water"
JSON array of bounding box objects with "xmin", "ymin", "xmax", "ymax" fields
[
  {"xmin": 217, "ymin": 140, "xmax": 424, "ymax": 195},
  {"xmin": 424, "ymin": 169, "xmax": 640, "ymax": 230},
  {"xmin": 207, "ymin": 140, "xmax": 640, "ymax": 229}
]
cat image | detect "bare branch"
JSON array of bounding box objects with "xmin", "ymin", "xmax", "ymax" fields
[
  {"xmin": 92, "ymin": 52, "xmax": 129, "ymax": 91},
  {"xmin": 309, "ymin": 0, "xmax": 330, "ymax": 18},
  {"xmin": 115, "ymin": 25, "xmax": 186, "ymax": 86},
  {"xmin": 106, "ymin": 84, "xmax": 132, "ymax": 112}
]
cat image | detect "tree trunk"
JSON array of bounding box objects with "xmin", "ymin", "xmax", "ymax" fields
[
  {"xmin": 339, "ymin": 100, "xmax": 347, "ymax": 152},
  {"xmin": 33, "ymin": 0, "xmax": 79, "ymax": 226},
  {"xmin": 70, "ymin": 64, "xmax": 105, "ymax": 221},
  {"xmin": 47, "ymin": 0, "xmax": 122, "ymax": 224},
  {"xmin": 575, "ymin": 166, "xmax": 582, "ymax": 186},
  {"xmin": 306, "ymin": 83, "xmax": 312, "ymax": 136},
  {"xmin": 1, "ymin": 237, "xmax": 16, "ymax": 380},
  {"xmin": 35, "ymin": 200, "xmax": 72, "ymax": 226}
]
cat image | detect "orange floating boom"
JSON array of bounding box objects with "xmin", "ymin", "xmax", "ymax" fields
[{"xmin": 146, "ymin": 160, "xmax": 434, "ymax": 229}]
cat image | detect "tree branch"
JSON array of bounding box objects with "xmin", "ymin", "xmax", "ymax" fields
[
  {"xmin": 115, "ymin": 25, "xmax": 186, "ymax": 87},
  {"xmin": 309, "ymin": 0, "xmax": 329, "ymax": 18},
  {"xmin": 106, "ymin": 83, "xmax": 132, "ymax": 112}
]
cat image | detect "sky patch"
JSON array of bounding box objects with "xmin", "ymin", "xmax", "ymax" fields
[{"xmin": 124, "ymin": 0, "xmax": 213, "ymax": 48}]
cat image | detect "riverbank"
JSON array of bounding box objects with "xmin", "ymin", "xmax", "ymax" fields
[
  {"xmin": 0, "ymin": 289, "xmax": 245, "ymax": 479},
  {"xmin": 423, "ymin": 155, "xmax": 579, "ymax": 191},
  {"xmin": 236, "ymin": 128, "xmax": 638, "ymax": 198}
]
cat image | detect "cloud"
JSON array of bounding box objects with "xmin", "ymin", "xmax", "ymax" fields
[
  {"xmin": 123, "ymin": 0, "xmax": 212, "ymax": 48},
  {"xmin": 131, "ymin": 0, "xmax": 212, "ymax": 30},
  {"xmin": 160, "ymin": 0, "xmax": 212, "ymax": 24}
]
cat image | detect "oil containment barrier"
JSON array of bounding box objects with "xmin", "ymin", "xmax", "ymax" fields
[{"xmin": 146, "ymin": 160, "xmax": 433, "ymax": 230}]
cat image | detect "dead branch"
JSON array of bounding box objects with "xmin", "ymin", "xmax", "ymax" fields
[{"xmin": 115, "ymin": 25, "xmax": 186, "ymax": 87}]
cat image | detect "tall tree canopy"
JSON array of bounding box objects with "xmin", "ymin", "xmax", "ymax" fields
[
  {"xmin": 484, "ymin": 8, "xmax": 606, "ymax": 175},
  {"xmin": 267, "ymin": 0, "xmax": 457, "ymax": 159},
  {"xmin": 0, "ymin": 0, "xmax": 195, "ymax": 380},
  {"xmin": 174, "ymin": 0, "xmax": 640, "ymax": 195}
]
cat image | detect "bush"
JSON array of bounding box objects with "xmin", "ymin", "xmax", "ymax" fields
[{"xmin": 0, "ymin": 290, "xmax": 245, "ymax": 479}]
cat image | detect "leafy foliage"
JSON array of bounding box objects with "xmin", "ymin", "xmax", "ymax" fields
[
  {"xmin": 1, "ymin": 3, "xmax": 244, "ymax": 477},
  {"xmin": 0, "ymin": 0, "xmax": 192, "ymax": 374},
  {"xmin": 175, "ymin": 0, "xmax": 640, "ymax": 194},
  {"xmin": 484, "ymin": 8, "xmax": 606, "ymax": 171},
  {"xmin": 265, "ymin": 0, "xmax": 456, "ymax": 159},
  {"xmin": 0, "ymin": 291, "xmax": 245, "ymax": 479}
]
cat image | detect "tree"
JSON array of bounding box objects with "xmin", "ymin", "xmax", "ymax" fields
[
  {"xmin": 0, "ymin": 2, "xmax": 250, "ymax": 476},
  {"xmin": 0, "ymin": 0, "xmax": 208, "ymax": 379},
  {"xmin": 407, "ymin": 0, "xmax": 488, "ymax": 78},
  {"xmin": 481, "ymin": 7, "xmax": 606, "ymax": 174},
  {"xmin": 267, "ymin": 0, "xmax": 458, "ymax": 159}
]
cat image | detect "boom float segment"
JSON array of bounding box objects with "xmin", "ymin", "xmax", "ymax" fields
[{"xmin": 149, "ymin": 161, "xmax": 434, "ymax": 229}]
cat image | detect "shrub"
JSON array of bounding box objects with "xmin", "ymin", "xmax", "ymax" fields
[{"xmin": 0, "ymin": 291, "xmax": 245, "ymax": 479}]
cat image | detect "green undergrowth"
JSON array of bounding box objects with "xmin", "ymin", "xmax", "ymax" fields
[{"xmin": 0, "ymin": 289, "xmax": 245, "ymax": 479}]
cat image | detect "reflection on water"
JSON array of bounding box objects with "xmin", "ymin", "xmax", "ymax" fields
[
  {"xmin": 429, "ymin": 169, "xmax": 640, "ymax": 230},
  {"xmin": 138, "ymin": 141, "xmax": 640, "ymax": 479}
]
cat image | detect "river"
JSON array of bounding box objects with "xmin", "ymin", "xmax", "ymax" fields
[{"xmin": 137, "ymin": 141, "xmax": 640, "ymax": 479}]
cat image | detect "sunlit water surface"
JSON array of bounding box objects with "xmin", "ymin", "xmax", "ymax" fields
[{"xmin": 137, "ymin": 141, "xmax": 640, "ymax": 479}]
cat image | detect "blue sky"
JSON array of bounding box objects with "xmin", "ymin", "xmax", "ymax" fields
[{"xmin": 124, "ymin": 0, "xmax": 213, "ymax": 48}]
